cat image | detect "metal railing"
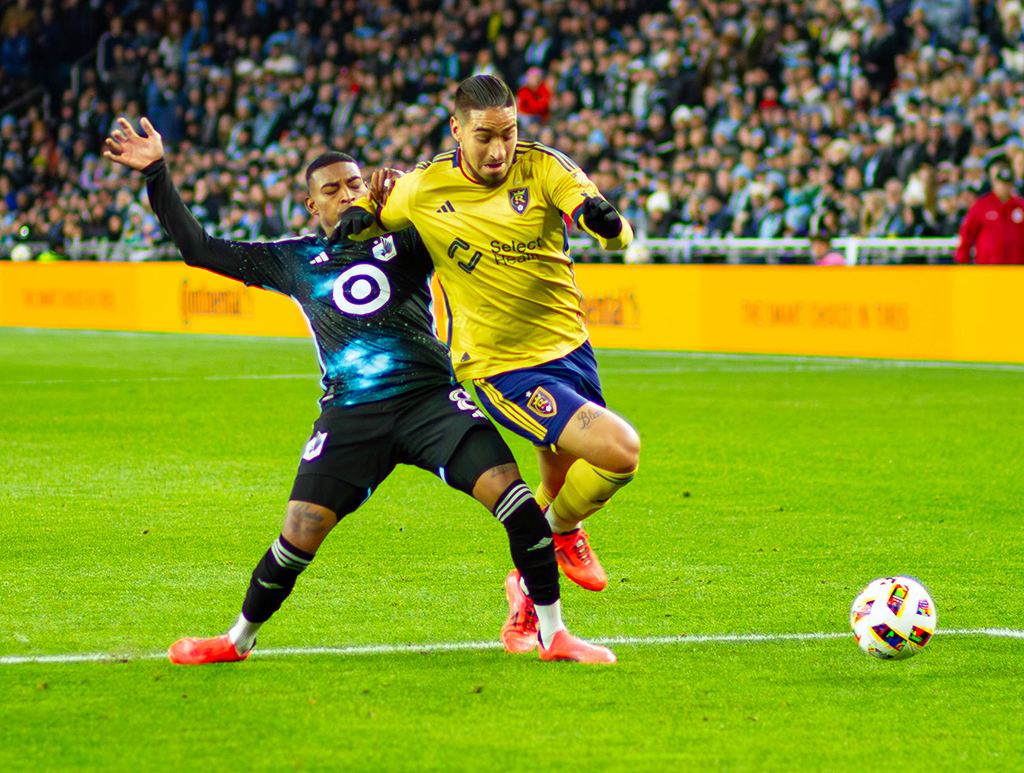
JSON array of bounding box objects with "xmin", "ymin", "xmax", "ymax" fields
[
  {"xmin": 568, "ymin": 236, "xmax": 960, "ymax": 265},
  {"xmin": 64, "ymin": 240, "xmax": 181, "ymax": 262},
  {"xmin": 2, "ymin": 240, "xmax": 181, "ymax": 262},
  {"xmin": 4, "ymin": 236, "xmax": 961, "ymax": 265}
]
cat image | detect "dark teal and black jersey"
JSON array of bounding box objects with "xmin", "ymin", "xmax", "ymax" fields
[{"xmin": 144, "ymin": 159, "xmax": 451, "ymax": 406}]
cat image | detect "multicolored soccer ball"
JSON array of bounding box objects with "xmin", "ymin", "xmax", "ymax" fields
[{"xmin": 849, "ymin": 576, "xmax": 937, "ymax": 660}]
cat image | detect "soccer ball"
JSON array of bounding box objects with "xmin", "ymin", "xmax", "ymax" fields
[{"xmin": 849, "ymin": 576, "xmax": 937, "ymax": 660}]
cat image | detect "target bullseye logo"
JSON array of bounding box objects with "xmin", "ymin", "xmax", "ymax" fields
[{"xmin": 332, "ymin": 264, "xmax": 391, "ymax": 315}]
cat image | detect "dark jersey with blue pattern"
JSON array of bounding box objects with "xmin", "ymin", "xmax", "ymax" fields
[{"xmin": 143, "ymin": 159, "xmax": 452, "ymax": 406}]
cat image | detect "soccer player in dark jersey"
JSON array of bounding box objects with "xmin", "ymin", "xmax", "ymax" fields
[{"xmin": 103, "ymin": 115, "xmax": 615, "ymax": 664}]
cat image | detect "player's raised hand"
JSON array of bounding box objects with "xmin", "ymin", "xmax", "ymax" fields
[
  {"xmin": 328, "ymin": 206, "xmax": 376, "ymax": 245},
  {"xmin": 580, "ymin": 195, "xmax": 624, "ymax": 239},
  {"xmin": 369, "ymin": 168, "xmax": 403, "ymax": 207},
  {"xmin": 103, "ymin": 116, "xmax": 165, "ymax": 171}
]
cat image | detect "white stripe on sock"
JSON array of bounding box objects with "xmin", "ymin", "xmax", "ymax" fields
[
  {"xmin": 271, "ymin": 538, "xmax": 311, "ymax": 571},
  {"xmin": 495, "ymin": 484, "xmax": 533, "ymax": 523}
]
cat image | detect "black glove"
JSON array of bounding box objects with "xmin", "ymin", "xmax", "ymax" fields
[
  {"xmin": 329, "ymin": 207, "xmax": 376, "ymax": 245},
  {"xmin": 580, "ymin": 196, "xmax": 623, "ymax": 239}
]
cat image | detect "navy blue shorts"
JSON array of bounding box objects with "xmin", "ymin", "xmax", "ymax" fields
[{"xmin": 472, "ymin": 341, "xmax": 605, "ymax": 448}]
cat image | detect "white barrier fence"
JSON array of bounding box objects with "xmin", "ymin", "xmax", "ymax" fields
[
  {"xmin": 568, "ymin": 236, "xmax": 960, "ymax": 265},
  {"xmin": 6, "ymin": 236, "xmax": 960, "ymax": 266},
  {"xmin": 4, "ymin": 239, "xmax": 182, "ymax": 262}
]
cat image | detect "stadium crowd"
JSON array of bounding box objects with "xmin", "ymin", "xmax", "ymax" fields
[{"xmin": 2, "ymin": 0, "xmax": 1024, "ymax": 262}]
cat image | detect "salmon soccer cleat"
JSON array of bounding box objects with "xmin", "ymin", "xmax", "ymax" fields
[{"xmin": 168, "ymin": 634, "xmax": 251, "ymax": 665}]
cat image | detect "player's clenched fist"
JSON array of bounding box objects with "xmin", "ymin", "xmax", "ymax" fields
[
  {"xmin": 580, "ymin": 196, "xmax": 623, "ymax": 239},
  {"xmin": 329, "ymin": 207, "xmax": 376, "ymax": 245}
]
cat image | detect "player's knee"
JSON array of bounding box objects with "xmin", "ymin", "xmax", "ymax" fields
[
  {"xmin": 597, "ymin": 422, "xmax": 640, "ymax": 473},
  {"xmin": 282, "ymin": 500, "xmax": 337, "ymax": 554},
  {"xmin": 472, "ymin": 463, "xmax": 522, "ymax": 510},
  {"xmin": 445, "ymin": 426, "xmax": 520, "ymax": 508},
  {"xmin": 618, "ymin": 424, "xmax": 641, "ymax": 470}
]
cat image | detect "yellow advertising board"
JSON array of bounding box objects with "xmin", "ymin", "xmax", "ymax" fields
[
  {"xmin": 571, "ymin": 265, "xmax": 1024, "ymax": 363},
  {"xmin": 0, "ymin": 262, "xmax": 309, "ymax": 337},
  {"xmin": 3, "ymin": 262, "xmax": 1023, "ymax": 363},
  {"xmin": 0, "ymin": 262, "xmax": 142, "ymax": 331}
]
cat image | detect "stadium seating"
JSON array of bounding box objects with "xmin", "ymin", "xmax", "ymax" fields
[{"xmin": 1, "ymin": 0, "xmax": 1021, "ymax": 264}]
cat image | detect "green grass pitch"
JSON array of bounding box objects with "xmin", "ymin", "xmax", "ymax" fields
[{"xmin": 1, "ymin": 327, "xmax": 1022, "ymax": 772}]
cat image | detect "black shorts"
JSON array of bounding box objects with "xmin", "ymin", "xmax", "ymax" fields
[{"xmin": 293, "ymin": 383, "xmax": 496, "ymax": 492}]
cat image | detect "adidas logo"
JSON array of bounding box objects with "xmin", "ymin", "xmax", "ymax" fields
[
  {"xmin": 309, "ymin": 251, "xmax": 330, "ymax": 265},
  {"xmin": 436, "ymin": 200, "xmax": 455, "ymax": 213},
  {"xmin": 460, "ymin": 352, "xmax": 470, "ymax": 362}
]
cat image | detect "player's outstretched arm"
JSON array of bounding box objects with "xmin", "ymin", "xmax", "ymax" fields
[
  {"xmin": 103, "ymin": 116, "xmax": 270, "ymax": 284},
  {"xmin": 103, "ymin": 116, "xmax": 165, "ymax": 171}
]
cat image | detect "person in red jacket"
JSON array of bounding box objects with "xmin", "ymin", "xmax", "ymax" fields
[
  {"xmin": 516, "ymin": 67, "xmax": 552, "ymax": 125},
  {"xmin": 955, "ymin": 158, "xmax": 1024, "ymax": 264}
]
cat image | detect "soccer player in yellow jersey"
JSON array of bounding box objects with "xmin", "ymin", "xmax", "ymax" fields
[{"xmin": 337, "ymin": 75, "xmax": 641, "ymax": 655}]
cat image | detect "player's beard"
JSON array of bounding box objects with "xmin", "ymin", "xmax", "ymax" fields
[{"xmin": 475, "ymin": 162, "xmax": 509, "ymax": 187}]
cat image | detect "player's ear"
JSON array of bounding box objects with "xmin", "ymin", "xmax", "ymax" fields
[
  {"xmin": 450, "ymin": 115, "xmax": 461, "ymax": 142},
  {"xmin": 304, "ymin": 195, "xmax": 316, "ymax": 216}
]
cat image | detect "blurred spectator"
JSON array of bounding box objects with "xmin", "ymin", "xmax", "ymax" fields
[
  {"xmin": 517, "ymin": 67, "xmax": 552, "ymax": 125},
  {"xmin": 251, "ymin": 96, "xmax": 285, "ymax": 148},
  {"xmin": 877, "ymin": 178, "xmax": 906, "ymax": 236},
  {"xmin": 3, "ymin": 0, "xmax": 1024, "ymax": 263},
  {"xmin": 756, "ymin": 190, "xmax": 787, "ymax": 238},
  {"xmin": 2, "ymin": 0, "xmax": 36, "ymax": 36},
  {"xmin": 860, "ymin": 189, "xmax": 888, "ymax": 236},
  {"xmin": 954, "ymin": 157, "xmax": 1024, "ymax": 263},
  {"xmin": 1, "ymin": 20, "xmax": 32, "ymax": 85},
  {"xmin": 811, "ymin": 231, "xmax": 846, "ymax": 265}
]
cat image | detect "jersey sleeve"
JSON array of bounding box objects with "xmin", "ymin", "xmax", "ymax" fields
[
  {"xmin": 393, "ymin": 226, "xmax": 435, "ymax": 280},
  {"xmin": 542, "ymin": 152, "xmax": 633, "ymax": 250},
  {"xmin": 143, "ymin": 159, "xmax": 294, "ymax": 293}
]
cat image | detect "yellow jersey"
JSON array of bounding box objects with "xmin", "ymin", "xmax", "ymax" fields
[{"xmin": 352, "ymin": 142, "xmax": 633, "ymax": 381}]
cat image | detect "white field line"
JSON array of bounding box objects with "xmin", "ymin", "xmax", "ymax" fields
[
  {"xmin": 7, "ymin": 374, "xmax": 319, "ymax": 386},
  {"xmin": 11, "ymin": 353, "xmax": 1023, "ymax": 385},
  {"xmin": 15, "ymin": 329, "xmax": 1016, "ymax": 370},
  {"xmin": 1, "ymin": 628, "xmax": 1020, "ymax": 666}
]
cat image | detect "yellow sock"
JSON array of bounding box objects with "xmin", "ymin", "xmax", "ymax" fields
[
  {"xmin": 548, "ymin": 460, "xmax": 637, "ymax": 533},
  {"xmin": 535, "ymin": 482, "xmax": 556, "ymax": 511}
]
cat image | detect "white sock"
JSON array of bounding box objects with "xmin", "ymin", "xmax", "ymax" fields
[
  {"xmin": 534, "ymin": 599, "xmax": 567, "ymax": 649},
  {"xmin": 227, "ymin": 613, "xmax": 261, "ymax": 654},
  {"xmin": 545, "ymin": 502, "xmax": 579, "ymax": 535}
]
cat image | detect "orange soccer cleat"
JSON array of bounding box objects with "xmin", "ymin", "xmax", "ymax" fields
[
  {"xmin": 553, "ymin": 528, "xmax": 607, "ymax": 591},
  {"xmin": 167, "ymin": 634, "xmax": 251, "ymax": 665},
  {"xmin": 500, "ymin": 569, "xmax": 539, "ymax": 654},
  {"xmin": 538, "ymin": 630, "xmax": 617, "ymax": 664}
]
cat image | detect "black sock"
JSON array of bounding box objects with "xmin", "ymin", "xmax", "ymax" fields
[
  {"xmin": 241, "ymin": 534, "xmax": 315, "ymax": 624},
  {"xmin": 494, "ymin": 481, "xmax": 560, "ymax": 605}
]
